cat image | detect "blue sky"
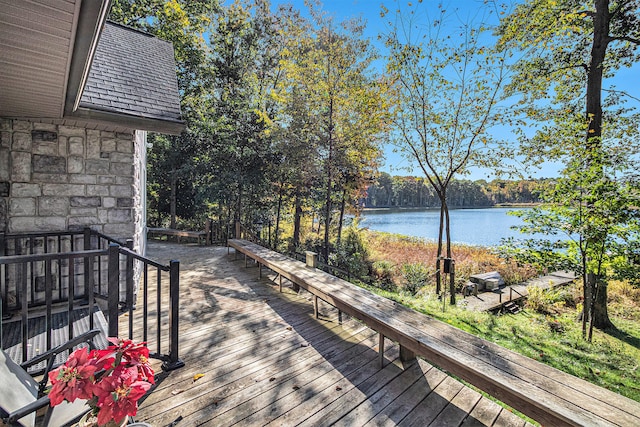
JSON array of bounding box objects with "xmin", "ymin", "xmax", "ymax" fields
[{"xmin": 270, "ymin": 0, "xmax": 640, "ymax": 180}]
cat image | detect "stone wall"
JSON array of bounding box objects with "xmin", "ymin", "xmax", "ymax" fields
[{"xmin": 0, "ymin": 119, "xmax": 143, "ymax": 247}]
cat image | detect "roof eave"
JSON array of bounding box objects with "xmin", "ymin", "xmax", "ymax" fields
[
  {"xmin": 70, "ymin": 106, "xmax": 186, "ymax": 135},
  {"xmin": 64, "ymin": 0, "xmax": 112, "ymax": 116}
]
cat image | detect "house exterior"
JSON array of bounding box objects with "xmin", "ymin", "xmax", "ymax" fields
[{"xmin": 0, "ymin": 0, "xmax": 184, "ymax": 255}]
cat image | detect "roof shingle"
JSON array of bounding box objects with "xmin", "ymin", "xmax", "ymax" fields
[{"xmin": 79, "ymin": 22, "xmax": 183, "ymax": 125}]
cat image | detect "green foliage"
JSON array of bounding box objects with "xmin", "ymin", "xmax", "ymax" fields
[
  {"xmin": 497, "ymin": 0, "xmax": 640, "ymax": 329},
  {"xmin": 400, "ymin": 263, "xmax": 431, "ymax": 295},
  {"xmin": 331, "ymin": 226, "xmax": 370, "ymax": 278},
  {"xmin": 526, "ymin": 286, "xmax": 576, "ymax": 314},
  {"xmin": 371, "ymin": 260, "xmax": 396, "ymax": 291},
  {"xmin": 358, "ymin": 280, "xmax": 640, "ymax": 403}
]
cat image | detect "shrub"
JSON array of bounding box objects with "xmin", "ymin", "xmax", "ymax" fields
[
  {"xmin": 526, "ymin": 285, "xmax": 574, "ymax": 314},
  {"xmin": 371, "ymin": 261, "xmax": 396, "ymax": 291},
  {"xmin": 400, "ymin": 262, "xmax": 431, "ymax": 295},
  {"xmin": 332, "ymin": 226, "xmax": 370, "ymax": 279}
]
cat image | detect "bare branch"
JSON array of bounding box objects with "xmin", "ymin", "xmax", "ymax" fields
[{"xmin": 610, "ymin": 35, "xmax": 640, "ymax": 45}]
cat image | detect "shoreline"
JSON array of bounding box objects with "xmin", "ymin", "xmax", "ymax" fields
[{"xmin": 361, "ymin": 203, "xmax": 539, "ymax": 212}]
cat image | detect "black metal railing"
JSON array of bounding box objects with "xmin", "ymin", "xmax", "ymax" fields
[
  {"xmin": 112, "ymin": 244, "xmax": 183, "ymax": 371},
  {"xmin": 0, "ymin": 229, "xmax": 183, "ymax": 371}
]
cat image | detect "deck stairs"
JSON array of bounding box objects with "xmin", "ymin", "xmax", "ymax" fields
[{"xmin": 502, "ymin": 301, "xmax": 521, "ymax": 314}]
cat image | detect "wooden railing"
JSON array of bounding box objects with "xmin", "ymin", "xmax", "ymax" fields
[
  {"xmin": 235, "ymin": 221, "xmax": 352, "ymax": 280},
  {"xmin": 0, "ymin": 229, "xmax": 183, "ymax": 371},
  {"xmin": 228, "ymin": 238, "xmax": 640, "ymax": 427}
]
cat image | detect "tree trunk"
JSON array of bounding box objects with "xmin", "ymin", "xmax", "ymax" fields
[
  {"xmin": 274, "ymin": 181, "xmax": 284, "ymax": 249},
  {"xmin": 591, "ymin": 276, "xmax": 614, "ymax": 331},
  {"xmin": 337, "ymin": 188, "xmax": 347, "ymax": 245},
  {"xmin": 292, "ymin": 188, "xmax": 302, "ymax": 251},
  {"xmin": 170, "ymin": 170, "xmax": 177, "ymax": 229},
  {"xmin": 584, "ymin": 0, "xmax": 613, "ymax": 328},
  {"xmin": 436, "ymin": 193, "xmax": 445, "ymax": 295},
  {"xmin": 444, "ymin": 198, "xmax": 455, "ymax": 305}
]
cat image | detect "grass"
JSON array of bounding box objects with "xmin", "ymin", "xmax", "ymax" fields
[{"xmin": 360, "ymin": 231, "xmax": 640, "ymax": 403}]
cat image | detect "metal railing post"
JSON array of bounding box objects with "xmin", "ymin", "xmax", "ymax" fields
[
  {"xmin": 83, "ymin": 228, "xmax": 92, "ymax": 298},
  {"xmin": 107, "ymin": 243, "xmax": 120, "ymax": 337},
  {"xmin": 163, "ymin": 259, "xmax": 185, "ymax": 371},
  {"xmin": 125, "ymin": 239, "xmax": 134, "ymax": 339}
]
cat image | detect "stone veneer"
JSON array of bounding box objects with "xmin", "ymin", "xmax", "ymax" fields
[{"xmin": 0, "ymin": 119, "xmax": 144, "ymax": 249}]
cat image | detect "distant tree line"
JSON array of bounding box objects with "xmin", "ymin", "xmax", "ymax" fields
[{"xmin": 363, "ymin": 173, "xmax": 552, "ymax": 208}]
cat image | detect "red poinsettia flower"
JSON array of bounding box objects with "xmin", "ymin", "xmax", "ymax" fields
[
  {"xmin": 48, "ymin": 338, "xmax": 154, "ymax": 427},
  {"xmin": 48, "ymin": 348, "xmax": 99, "ymax": 405},
  {"xmin": 94, "ymin": 366, "xmax": 151, "ymax": 426}
]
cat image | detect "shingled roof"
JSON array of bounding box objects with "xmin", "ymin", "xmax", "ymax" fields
[{"xmin": 76, "ymin": 21, "xmax": 184, "ymax": 134}]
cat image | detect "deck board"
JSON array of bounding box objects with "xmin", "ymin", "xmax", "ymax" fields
[{"xmin": 127, "ymin": 242, "xmax": 530, "ymax": 426}]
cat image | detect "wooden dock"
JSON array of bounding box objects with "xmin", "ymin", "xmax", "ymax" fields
[
  {"xmin": 463, "ymin": 272, "xmax": 577, "ymax": 312},
  {"xmin": 125, "ymin": 242, "xmax": 532, "ymax": 427}
]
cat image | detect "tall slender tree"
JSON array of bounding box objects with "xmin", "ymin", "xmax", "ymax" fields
[
  {"xmin": 382, "ymin": 1, "xmax": 509, "ymax": 302},
  {"xmin": 498, "ymin": 0, "xmax": 640, "ymax": 329}
]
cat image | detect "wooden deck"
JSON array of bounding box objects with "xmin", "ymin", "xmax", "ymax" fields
[
  {"xmin": 463, "ymin": 272, "xmax": 576, "ymax": 312},
  {"xmin": 126, "ymin": 242, "xmax": 532, "ymax": 427}
]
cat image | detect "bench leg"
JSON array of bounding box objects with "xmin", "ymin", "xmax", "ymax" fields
[
  {"xmin": 313, "ymin": 295, "xmax": 319, "ymax": 319},
  {"xmin": 279, "ymin": 274, "xmax": 283, "ymax": 293},
  {"xmin": 399, "ymin": 344, "xmax": 416, "ymax": 364},
  {"xmin": 259, "ymin": 263, "xmax": 262, "ymax": 278},
  {"xmin": 292, "ymin": 283, "xmax": 300, "ymax": 293},
  {"xmin": 379, "ymin": 333, "xmax": 385, "ymax": 368},
  {"xmin": 244, "ymin": 253, "xmax": 248, "ymax": 268},
  {"xmin": 338, "ymin": 310, "xmax": 342, "ymax": 325}
]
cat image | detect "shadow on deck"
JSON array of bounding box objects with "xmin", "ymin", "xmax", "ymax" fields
[{"xmin": 129, "ymin": 242, "xmax": 530, "ymax": 427}]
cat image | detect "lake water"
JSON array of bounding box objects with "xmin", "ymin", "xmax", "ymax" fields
[{"xmin": 359, "ymin": 207, "xmax": 533, "ymax": 247}]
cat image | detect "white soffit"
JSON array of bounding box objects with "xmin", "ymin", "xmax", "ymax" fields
[{"xmin": 0, "ymin": 0, "xmax": 77, "ymax": 119}]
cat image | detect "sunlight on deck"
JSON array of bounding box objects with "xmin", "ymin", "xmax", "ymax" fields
[{"xmin": 124, "ymin": 242, "xmax": 530, "ymax": 426}]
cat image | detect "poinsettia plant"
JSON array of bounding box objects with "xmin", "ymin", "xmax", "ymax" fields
[{"xmin": 48, "ymin": 338, "xmax": 155, "ymax": 426}]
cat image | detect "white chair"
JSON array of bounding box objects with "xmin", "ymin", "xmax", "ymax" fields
[{"xmin": 0, "ymin": 330, "xmax": 101, "ymax": 427}]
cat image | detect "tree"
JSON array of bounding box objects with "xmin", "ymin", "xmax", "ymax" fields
[
  {"xmin": 498, "ymin": 0, "xmax": 640, "ymax": 330},
  {"xmin": 382, "ymin": 1, "xmax": 508, "ymax": 303},
  {"xmin": 109, "ymin": 0, "xmax": 219, "ymax": 227},
  {"xmin": 278, "ymin": 2, "xmax": 388, "ymax": 261}
]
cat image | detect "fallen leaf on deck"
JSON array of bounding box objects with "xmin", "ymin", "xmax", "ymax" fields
[
  {"xmin": 335, "ymin": 386, "xmax": 342, "ymax": 391},
  {"xmin": 171, "ymin": 389, "xmax": 184, "ymax": 395},
  {"xmin": 286, "ymin": 326, "xmax": 292, "ymax": 331},
  {"xmin": 292, "ymin": 385, "xmax": 300, "ymax": 391},
  {"xmin": 193, "ymin": 373, "xmax": 205, "ymax": 382},
  {"xmin": 269, "ymin": 377, "xmax": 276, "ymax": 382}
]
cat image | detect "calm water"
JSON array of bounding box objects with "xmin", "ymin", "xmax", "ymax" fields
[{"xmin": 359, "ymin": 207, "xmax": 533, "ymax": 247}]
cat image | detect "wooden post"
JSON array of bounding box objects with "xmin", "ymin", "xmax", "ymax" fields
[
  {"xmin": 313, "ymin": 295, "xmax": 319, "ymax": 319},
  {"xmin": 107, "ymin": 243, "xmax": 120, "ymax": 337},
  {"xmin": 399, "ymin": 344, "xmax": 416, "ymax": 363},
  {"xmin": 205, "ymin": 218, "xmax": 212, "ymax": 245},
  {"xmin": 305, "ymin": 251, "xmax": 318, "ymax": 268},
  {"xmin": 379, "ymin": 333, "xmax": 385, "ymax": 368}
]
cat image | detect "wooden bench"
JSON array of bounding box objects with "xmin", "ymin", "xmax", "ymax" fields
[
  {"xmin": 227, "ymin": 239, "xmax": 640, "ymax": 427},
  {"xmin": 148, "ymin": 228, "xmax": 207, "ymax": 245}
]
